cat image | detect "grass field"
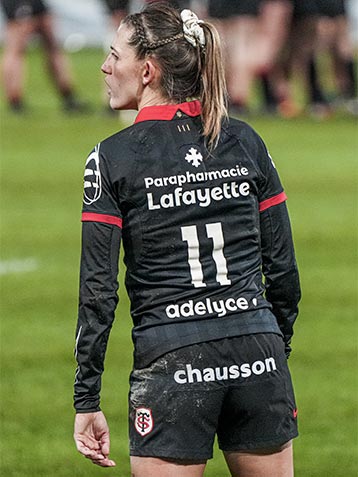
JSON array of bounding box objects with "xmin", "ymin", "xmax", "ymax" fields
[{"xmin": 1, "ymin": 47, "xmax": 357, "ymax": 476}]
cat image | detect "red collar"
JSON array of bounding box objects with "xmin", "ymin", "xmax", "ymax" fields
[{"xmin": 134, "ymin": 100, "xmax": 201, "ymax": 123}]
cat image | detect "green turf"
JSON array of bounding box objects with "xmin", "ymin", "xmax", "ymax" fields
[{"xmin": 0, "ymin": 47, "xmax": 357, "ymax": 476}]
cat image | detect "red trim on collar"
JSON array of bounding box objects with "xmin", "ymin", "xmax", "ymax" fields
[{"xmin": 134, "ymin": 100, "xmax": 201, "ymax": 123}]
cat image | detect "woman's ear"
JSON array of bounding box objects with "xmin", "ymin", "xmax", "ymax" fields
[{"xmin": 142, "ymin": 59, "xmax": 160, "ymax": 86}]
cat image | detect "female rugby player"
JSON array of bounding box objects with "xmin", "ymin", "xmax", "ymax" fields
[
  {"xmin": 73, "ymin": 3, "xmax": 301, "ymax": 476},
  {"xmin": 0, "ymin": 0, "xmax": 86, "ymax": 112}
]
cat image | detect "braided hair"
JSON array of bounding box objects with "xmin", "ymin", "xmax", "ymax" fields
[{"xmin": 128, "ymin": 13, "xmax": 183, "ymax": 52}]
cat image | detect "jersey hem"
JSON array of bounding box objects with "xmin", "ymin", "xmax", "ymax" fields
[{"xmin": 133, "ymin": 311, "xmax": 282, "ymax": 369}]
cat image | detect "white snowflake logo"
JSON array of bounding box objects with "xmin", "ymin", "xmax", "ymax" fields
[{"xmin": 185, "ymin": 147, "xmax": 203, "ymax": 168}]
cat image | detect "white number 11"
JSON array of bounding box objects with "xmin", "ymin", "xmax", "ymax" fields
[{"xmin": 181, "ymin": 223, "xmax": 231, "ymax": 288}]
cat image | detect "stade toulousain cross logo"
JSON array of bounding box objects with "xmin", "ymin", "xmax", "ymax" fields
[
  {"xmin": 135, "ymin": 407, "xmax": 154, "ymax": 436},
  {"xmin": 83, "ymin": 145, "xmax": 102, "ymax": 205}
]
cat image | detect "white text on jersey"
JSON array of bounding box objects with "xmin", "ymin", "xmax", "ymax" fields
[{"xmin": 147, "ymin": 181, "xmax": 250, "ymax": 210}]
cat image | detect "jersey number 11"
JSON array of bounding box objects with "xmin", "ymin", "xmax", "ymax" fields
[{"xmin": 181, "ymin": 223, "xmax": 231, "ymax": 288}]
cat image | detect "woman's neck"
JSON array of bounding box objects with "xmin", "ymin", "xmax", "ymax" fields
[{"xmin": 137, "ymin": 87, "xmax": 174, "ymax": 111}]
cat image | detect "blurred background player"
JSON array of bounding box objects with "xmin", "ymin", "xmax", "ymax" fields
[
  {"xmin": 207, "ymin": 0, "xmax": 262, "ymax": 114},
  {"xmin": 256, "ymin": 0, "xmax": 322, "ymax": 117},
  {"xmin": 0, "ymin": 0, "xmax": 87, "ymax": 112},
  {"xmin": 309, "ymin": 0, "xmax": 357, "ymax": 116},
  {"xmin": 255, "ymin": 0, "xmax": 293, "ymax": 114}
]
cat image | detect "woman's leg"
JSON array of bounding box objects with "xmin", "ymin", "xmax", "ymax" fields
[
  {"xmin": 130, "ymin": 456, "xmax": 207, "ymax": 477},
  {"xmin": 2, "ymin": 18, "xmax": 34, "ymax": 108},
  {"xmin": 224, "ymin": 440, "xmax": 294, "ymax": 477}
]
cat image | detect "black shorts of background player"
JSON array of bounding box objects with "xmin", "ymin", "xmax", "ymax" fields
[
  {"xmin": 0, "ymin": 0, "xmax": 88, "ymax": 112},
  {"xmin": 309, "ymin": 0, "xmax": 357, "ymax": 116},
  {"xmin": 143, "ymin": 0, "xmax": 191, "ymax": 10},
  {"xmin": 262, "ymin": 0, "xmax": 323, "ymax": 117},
  {"xmin": 208, "ymin": 0, "xmax": 262, "ymax": 18},
  {"xmin": 102, "ymin": 0, "xmax": 129, "ymax": 28},
  {"xmin": 207, "ymin": 0, "xmax": 262, "ymax": 115},
  {"xmin": 73, "ymin": 3, "xmax": 300, "ymax": 476}
]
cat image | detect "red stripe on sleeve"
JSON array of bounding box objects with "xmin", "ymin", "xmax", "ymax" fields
[
  {"xmin": 259, "ymin": 192, "xmax": 287, "ymax": 212},
  {"xmin": 82, "ymin": 212, "xmax": 122, "ymax": 228}
]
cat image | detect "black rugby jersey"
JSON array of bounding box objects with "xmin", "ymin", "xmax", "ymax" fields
[{"xmin": 74, "ymin": 101, "xmax": 300, "ymax": 412}]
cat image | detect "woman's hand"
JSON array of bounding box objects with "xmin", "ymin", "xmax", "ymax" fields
[{"xmin": 74, "ymin": 411, "xmax": 116, "ymax": 467}]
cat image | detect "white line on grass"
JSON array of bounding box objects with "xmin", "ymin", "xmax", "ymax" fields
[{"xmin": 0, "ymin": 258, "xmax": 39, "ymax": 276}]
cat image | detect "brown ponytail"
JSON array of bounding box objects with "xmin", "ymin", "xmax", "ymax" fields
[{"xmin": 200, "ymin": 22, "xmax": 228, "ymax": 150}]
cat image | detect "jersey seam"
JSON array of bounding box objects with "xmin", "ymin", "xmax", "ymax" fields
[{"xmin": 221, "ymin": 125, "xmax": 265, "ymax": 184}]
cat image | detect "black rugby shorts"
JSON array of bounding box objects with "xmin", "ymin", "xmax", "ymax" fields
[
  {"xmin": 316, "ymin": 0, "xmax": 346, "ymax": 17},
  {"xmin": 0, "ymin": 0, "xmax": 47, "ymax": 21},
  {"xmin": 292, "ymin": 0, "xmax": 320, "ymax": 19},
  {"xmin": 208, "ymin": 0, "xmax": 261, "ymax": 19},
  {"xmin": 129, "ymin": 333, "xmax": 298, "ymax": 460},
  {"xmin": 102, "ymin": 0, "xmax": 129, "ymax": 14}
]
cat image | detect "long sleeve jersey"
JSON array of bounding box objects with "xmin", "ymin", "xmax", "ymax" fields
[{"xmin": 74, "ymin": 101, "xmax": 300, "ymax": 412}]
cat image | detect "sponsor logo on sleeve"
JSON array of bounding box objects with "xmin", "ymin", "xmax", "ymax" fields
[{"xmin": 83, "ymin": 145, "xmax": 102, "ymax": 205}]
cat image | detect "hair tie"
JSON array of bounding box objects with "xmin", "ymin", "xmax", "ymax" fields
[{"xmin": 181, "ymin": 9, "xmax": 206, "ymax": 49}]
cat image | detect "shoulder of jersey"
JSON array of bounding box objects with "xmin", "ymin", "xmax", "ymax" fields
[
  {"xmin": 99, "ymin": 121, "xmax": 152, "ymax": 156},
  {"xmin": 225, "ymin": 116, "xmax": 254, "ymax": 134},
  {"xmin": 223, "ymin": 117, "xmax": 261, "ymax": 144}
]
